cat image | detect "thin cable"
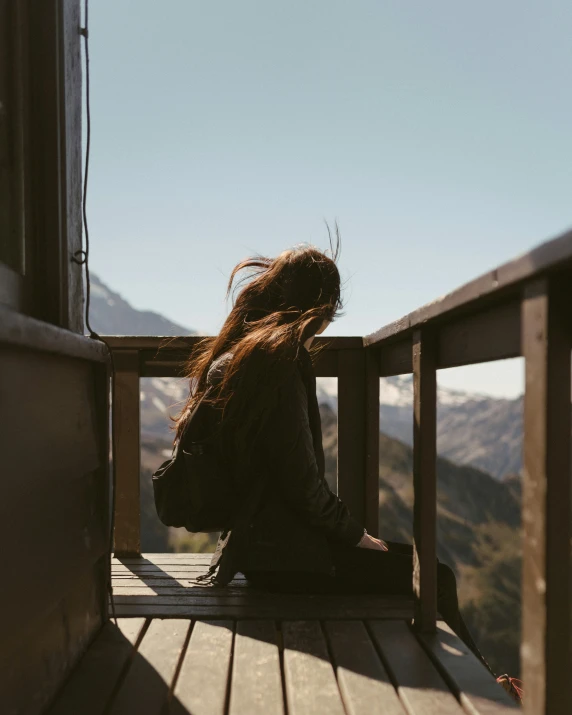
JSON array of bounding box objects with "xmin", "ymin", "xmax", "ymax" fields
[
  {"xmin": 81, "ymin": 0, "xmax": 117, "ymax": 626},
  {"xmin": 80, "ymin": 0, "xmax": 98, "ymax": 340}
]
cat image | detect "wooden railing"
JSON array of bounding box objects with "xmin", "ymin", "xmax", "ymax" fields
[
  {"xmin": 106, "ymin": 228, "xmax": 572, "ymax": 715},
  {"xmin": 362, "ymin": 229, "xmax": 572, "ymax": 715},
  {"xmin": 105, "ymin": 335, "xmax": 382, "ymax": 556}
]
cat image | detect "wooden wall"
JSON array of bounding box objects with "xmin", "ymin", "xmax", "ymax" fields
[{"xmin": 0, "ymin": 316, "xmax": 110, "ymax": 715}]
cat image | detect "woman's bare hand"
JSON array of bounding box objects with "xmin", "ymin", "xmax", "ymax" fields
[{"xmin": 357, "ymin": 533, "xmax": 388, "ymax": 551}]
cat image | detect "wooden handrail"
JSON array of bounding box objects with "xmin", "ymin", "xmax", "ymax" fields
[
  {"xmin": 358, "ymin": 227, "xmax": 572, "ymax": 714},
  {"xmin": 364, "ymin": 227, "xmax": 572, "ymax": 350},
  {"xmin": 109, "ymin": 336, "xmax": 381, "ymax": 555}
]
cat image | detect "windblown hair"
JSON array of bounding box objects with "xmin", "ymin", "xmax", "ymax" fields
[{"xmin": 173, "ymin": 227, "xmax": 344, "ymax": 444}]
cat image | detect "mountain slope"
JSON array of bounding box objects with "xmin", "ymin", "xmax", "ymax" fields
[
  {"xmin": 144, "ymin": 372, "xmax": 524, "ymax": 479},
  {"xmin": 88, "ymin": 273, "xmax": 197, "ymax": 336}
]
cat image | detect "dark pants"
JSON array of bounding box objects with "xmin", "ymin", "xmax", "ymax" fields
[{"xmin": 245, "ymin": 540, "xmax": 494, "ymax": 676}]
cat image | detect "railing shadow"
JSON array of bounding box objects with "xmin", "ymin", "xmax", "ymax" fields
[{"xmin": 87, "ymin": 617, "xmax": 516, "ymax": 715}]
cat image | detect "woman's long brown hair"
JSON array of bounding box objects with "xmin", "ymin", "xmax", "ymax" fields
[{"xmin": 173, "ymin": 227, "xmax": 344, "ymax": 446}]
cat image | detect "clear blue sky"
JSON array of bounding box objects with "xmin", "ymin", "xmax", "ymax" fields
[{"xmin": 86, "ymin": 0, "xmax": 572, "ymax": 398}]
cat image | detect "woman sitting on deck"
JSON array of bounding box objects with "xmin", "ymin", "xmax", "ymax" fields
[{"xmin": 174, "ymin": 235, "xmax": 522, "ymax": 704}]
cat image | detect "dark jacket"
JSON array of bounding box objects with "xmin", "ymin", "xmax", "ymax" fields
[{"xmin": 202, "ymin": 346, "xmax": 364, "ymax": 584}]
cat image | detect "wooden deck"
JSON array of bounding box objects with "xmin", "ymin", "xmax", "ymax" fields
[{"xmin": 47, "ymin": 554, "xmax": 519, "ymax": 714}]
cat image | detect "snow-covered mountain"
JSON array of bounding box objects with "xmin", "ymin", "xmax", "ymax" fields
[
  {"xmin": 142, "ymin": 373, "xmax": 523, "ymax": 479},
  {"xmin": 90, "ymin": 273, "xmax": 524, "ymax": 479}
]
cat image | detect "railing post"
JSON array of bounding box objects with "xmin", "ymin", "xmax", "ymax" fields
[
  {"xmin": 412, "ymin": 329, "xmax": 437, "ymax": 632},
  {"xmin": 338, "ymin": 348, "xmax": 367, "ymax": 526},
  {"xmin": 365, "ymin": 347, "xmax": 380, "ymax": 537},
  {"xmin": 521, "ymin": 277, "xmax": 571, "ymax": 715},
  {"xmin": 112, "ymin": 349, "xmax": 141, "ymax": 557}
]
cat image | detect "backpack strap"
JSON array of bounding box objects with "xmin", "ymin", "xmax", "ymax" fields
[{"xmin": 173, "ymin": 384, "xmax": 215, "ymax": 458}]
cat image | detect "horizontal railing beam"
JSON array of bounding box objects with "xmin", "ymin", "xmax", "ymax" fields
[
  {"xmin": 437, "ymin": 299, "xmax": 521, "ymax": 368},
  {"xmin": 378, "ymin": 299, "xmax": 522, "ymax": 376},
  {"xmin": 103, "ymin": 335, "xmax": 364, "ymax": 351},
  {"xmin": 105, "ymin": 336, "xmax": 361, "ymax": 379},
  {"xmin": 364, "ymin": 227, "xmax": 572, "ymax": 350}
]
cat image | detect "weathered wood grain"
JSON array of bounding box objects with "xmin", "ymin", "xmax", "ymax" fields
[
  {"xmin": 229, "ymin": 621, "xmax": 284, "ymax": 715},
  {"xmin": 114, "ymin": 554, "xmax": 215, "ymax": 564},
  {"xmin": 112, "ymin": 587, "xmax": 254, "ymax": 597},
  {"xmin": 172, "ymin": 621, "xmax": 234, "ymax": 715},
  {"xmin": 282, "ymin": 621, "xmax": 344, "ymax": 715},
  {"xmin": 521, "ymin": 277, "xmax": 572, "ymax": 715},
  {"xmin": 369, "ymin": 620, "xmax": 463, "ymax": 714},
  {"xmin": 0, "ymin": 305, "xmax": 109, "ymax": 361},
  {"xmin": 3, "ymin": 468, "xmax": 106, "ymax": 633},
  {"xmin": 112, "ymin": 349, "xmax": 141, "ymax": 557},
  {"xmin": 1, "ymin": 344, "xmax": 107, "ymax": 713},
  {"xmin": 3, "ymin": 562, "xmax": 104, "ymax": 715},
  {"xmin": 325, "ymin": 621, "xmax": 405, "ymax": 715},
  {"xmin": 111, "ymin": 593, "xmax": 411, "ymax": 608},
  {"xmin": 103, "ymin": 335, "xmax": 362, "ymax": 352},
  {"xmin": 108, "ymin": 619, "xmax": 190, "ymax": 714},
  {"xmin": 379, "ymin": 339, "xmax": 412, "ymax": 376},
  {"xmin": 437, "ymin": 300, "xmax": 521, "ymax": 368},
  {"xmin": 338, "ymin": 348, "xmax": 367, "ymax": 524},
  {"xmin": 111, "ymin": 603, "xmax": 415, "ymax": 620},
  {"xmin": 365, "ymin": 348, "xmax": 381, "ymax": 535},
  {"xmin": 412, "ymin": 330, "xmax": 437, "ymax": 631},
  {"xmin": 61, "ymin": 0, "xmax": 84, "ymax": 333},
  {"xmin": 112, "ymin": 565, "xmax": 217, "ymax": 574},
  {"xmin": 418, "ymin": 621, "xmax": 519, "ymax": 714},
  {"xmin": 48, "ymin": 619, "xmax": 146, "ymax": 715}
]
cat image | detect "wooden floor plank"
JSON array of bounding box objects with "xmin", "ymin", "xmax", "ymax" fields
[
  {"xmin": 113, "ymin": 556, "xmax": 212, "ymax": 563},
  {"xmin": 113, "ymin": 586, "xmax": 252, "ymax": 596},
  {"xmin": 369, "ymin": 620, "xmax": 464, "ymax": 714},
  {"xmin": 282, "ymin": 621, "xmax": 345, "ymax": 715},
  {"xmin": 112, "ymin": 603, "xmax": 414, "ymax": 619},
  {"xmin": 111, "ymin": 572, "xmax": 246, "ymax": 584},
  {"xmin": 108, "ymin": 618, "xmax": 190, "ymax": 715},
  {"xmin": 418, "ymin": 622, "xmax": 519, "ymax": 714},
  {"xmin": 325, "ymin": 621, "xmax": 406, "ymax": 715},
  {"xmin": 171, "ymin": 621, "xmax": 234, "ymax": 715},
  {"xmin": 112, "ymin": 565, "xmax": 215, "ymax": 574},
  {"xmin": 111, "ymin": 593, "xmax": 412, "ymax": 608},
  {"xmin": 47, "ymin": 619, "xmax": 146, "ymax": 715},
  {"xmin": 229, "ymin": 620, "xmax": 284, "ymax": 715},
  {"xmin": 116, "ymin": 617, "xmax": 149, "ymax": 645}
]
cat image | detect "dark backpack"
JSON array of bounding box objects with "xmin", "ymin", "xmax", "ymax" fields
[{"xmin": 152, "ymin": 386, "xmax": 236, "ymax": 532}]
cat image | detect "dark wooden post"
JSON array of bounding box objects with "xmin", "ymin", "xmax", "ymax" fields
[
  {"xmin": 112, "ymin": 349, "xmax": 141, "ymax": 557},
  {"xmin": 412, "ymin": 329, "xmax": 437, "ymax": 632},
  {"xmin": 521, "ymin": 277, "xmax": 571, "ymax": 715},
  {"xmin": 364, "ymin": 348, "xmax": 380, "ymax": 536},
  {"xmin": 93, "ymin": 358, "xmax": 112, "ymax": 620},
  {"xmin": 337, "ymin": 348, "xmax": 367, "ymax": 526}
]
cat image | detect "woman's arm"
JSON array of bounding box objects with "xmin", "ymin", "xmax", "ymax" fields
[{"xmin": 260, "ymin": 365, "xmax": 365, "ymax": 546}]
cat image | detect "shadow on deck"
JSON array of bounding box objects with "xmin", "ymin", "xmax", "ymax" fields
[{"xmin": 47, "ymin": 554, "xmax": 518, "ymax": 714}]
